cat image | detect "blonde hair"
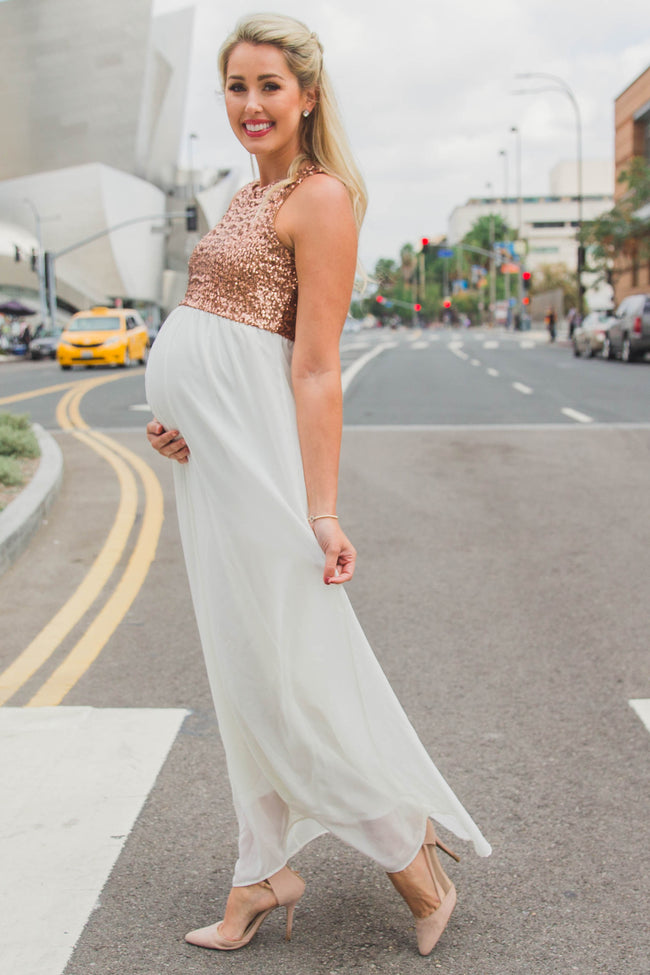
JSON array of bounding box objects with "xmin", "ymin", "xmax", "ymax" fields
[{"xmin": 218, "ymin": 12, "xmax": 367, "ymax": 232}]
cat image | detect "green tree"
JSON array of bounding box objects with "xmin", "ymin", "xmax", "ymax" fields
[
  {"xmin": 583, "ymin": 156, "xmax": 650, "ymax": 282},
  {"xmin": 462, "ymin": 214, "xmax": 511, "ymax": 255}
]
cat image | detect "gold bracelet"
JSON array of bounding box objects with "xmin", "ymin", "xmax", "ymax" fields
[{"xmin": 308, "ymin": 514, "xmax": 339, "ymax": 524}]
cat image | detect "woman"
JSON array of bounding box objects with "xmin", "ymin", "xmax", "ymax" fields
[{"xmin": 145, "ymin": 13, "xmax": 490, "ymax": 957}]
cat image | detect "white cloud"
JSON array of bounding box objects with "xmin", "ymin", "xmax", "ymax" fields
[{"xmin": 171, "ymin": 0, "xmax": 650, "ymax": 269}]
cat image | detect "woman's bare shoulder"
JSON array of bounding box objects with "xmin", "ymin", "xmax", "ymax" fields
[{"xmin": 293, "ymin": 171, "xmax": 351, "ymax": 209}]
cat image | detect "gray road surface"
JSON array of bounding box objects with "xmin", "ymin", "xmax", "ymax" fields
[{"xmin": 1, "ymin": 329, "xmax": 649, "ymax": 975}]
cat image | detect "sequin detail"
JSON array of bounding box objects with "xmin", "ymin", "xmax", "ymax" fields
[{"xmin": 180, "ymin": 165, "xmax": 323, "ymax": 341}]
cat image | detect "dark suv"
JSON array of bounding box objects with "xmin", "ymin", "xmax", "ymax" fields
[{"xmin": 603, "ymin": 293, "xmax": 650, "ymax": 362}]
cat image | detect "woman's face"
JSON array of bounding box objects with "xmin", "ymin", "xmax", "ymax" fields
[{"xmin": 224, "ymin": 43, "xmax": 315, "ymax": 170}]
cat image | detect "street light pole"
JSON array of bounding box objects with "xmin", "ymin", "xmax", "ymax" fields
[
  {"xmin": 514, "ymin": 72, "xmax": 584, "ymax": 318},
  {"xmin": 188, "ymin": 132, "xmax": 198, "ymax": 200},
  {"xmin": 499, "ymin": 148, "xmax": 511, "ymax": 325},
  {"xmin": 510, "ymin": 126, "xmax": 523, "ymax": 325}
]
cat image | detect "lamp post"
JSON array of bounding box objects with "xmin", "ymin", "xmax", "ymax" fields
[
  {"xmin": 514, "ymin": 72, "xmax": 584, "ymax": 318},
  {"xmin": 510, "ymin": 125, "xmax": 523, "ymax": 325},
  {"xmin": 188, "ymin": 132, "xmax": 198, "ymax": 200},
  {"xmin": 486, "ymin": 181, "xmax": 496, "ymax": 325},
  {"xmin": 499, "ymin": 149, "xmax": 511, "ymax": 325}
]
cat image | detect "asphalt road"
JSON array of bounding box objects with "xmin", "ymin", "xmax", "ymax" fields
[{"xmin": 1, "ymin": 329, "xmax": 649, "ymax": 975}]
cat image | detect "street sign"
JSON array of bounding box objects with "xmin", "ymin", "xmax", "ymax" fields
[
  {"xmin": 500, "ymin": 262, "xmax": 520, "ymax": 274},
  {"xmin": 437, "ymin": 248, "xmax": 454, "ymax": 257}
]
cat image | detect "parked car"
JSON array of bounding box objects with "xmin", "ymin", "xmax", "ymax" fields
[
  {"xmin": 572, "ymin": 312, "xmax": 614, "ymax": 358},
  {"xmin": 57, "ymin": 307, "xmax": 149, "ymax": 370},
  {"xmin": 603, "ymin": 293, "xmax": 650, "ymax": 362},
  {"xmin": 29, "ymin": 328, "xmax": 62, "ymax": 360}
]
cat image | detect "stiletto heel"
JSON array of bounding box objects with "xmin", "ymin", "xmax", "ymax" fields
[
  {"xmin": 285, "ymin": 901, "xmax": 296, "ymax": 941},
  {"xmin": 435, "ymin": 835, "xmax": 460, "ymax": 863},
  {"xmin": 185, "ymin": 865, "xmax": 305, "ymax": 951}
]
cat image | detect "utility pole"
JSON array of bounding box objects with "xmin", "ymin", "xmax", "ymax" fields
[
  {"xmin": 510, "ymin": 126, "xmax": 523, "ymax": 327},
  {"xmin": 486, "ymin": 182, "xmax": 496, "ymax": 326},
  {"xmin": 499, "ymin": 148, "xmax": 511, "ymax": 326},
  {"xmin": 23, "ymin": 199, "xmax": 49, "ymax": 330},
  {"xmin": 188, "ymin": 132, "xmax": 198, "ymax": 200}
]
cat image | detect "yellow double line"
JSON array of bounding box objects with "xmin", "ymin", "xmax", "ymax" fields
[{"xmin": 0, "ymin": 372, "xmax": 164, "ymax": 706}]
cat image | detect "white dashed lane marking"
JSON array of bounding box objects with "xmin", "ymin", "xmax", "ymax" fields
[
  {"xmin": 512, "ymin": 382, "xmax": 533, "ymax": 395},
  {"xmin": 411, "ymin": 341, "xmax": 429, "ymax": 350},
  {"xmin": 482, "ymin": 341, "xmax": 499, "ymax": 349},
  {"xmin": 561, "ymin": 407, "xmax": 594, "ymax": 424},
  {"xmin": 470, "ymin": 359, "xmax": 481, "ymax": 366},
  {"xmin": 487, "ymin": 368, "xmax": 500, "ymax": 377}
]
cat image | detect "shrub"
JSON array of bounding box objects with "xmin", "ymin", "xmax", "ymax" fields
[
  {"xmin": 0, "ymin": 412, "xmax": 31, "ymax": 431},
  {"xmin": 0, "ymin": 425, "xmax": 40, "ymax": 459},
  {"xmin": 0, "ymin": 455, "xmax": 24, "ymax": 488}
]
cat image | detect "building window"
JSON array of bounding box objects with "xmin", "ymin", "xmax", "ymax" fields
[{"xmin": 531, "ymin": 221, "xmax": 567, "ymax": 229}]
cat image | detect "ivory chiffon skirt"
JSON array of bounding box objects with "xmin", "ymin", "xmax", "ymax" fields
[{"xmin": 145, "ymin": 306, "xmax": 491, "ymax": 885}]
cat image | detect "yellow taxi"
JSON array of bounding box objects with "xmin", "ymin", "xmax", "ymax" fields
[{"xmin": 57, "ymin": 307, "xmax": 149, "ymax": 370}]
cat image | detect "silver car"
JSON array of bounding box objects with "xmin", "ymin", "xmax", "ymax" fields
[
  {"xmin": 572, "ymin": 312, "xmax": 614, "ymax": 358},
  {"xmin": 603, "ymin": 293, "xmax": 650, "ymax": 362}
]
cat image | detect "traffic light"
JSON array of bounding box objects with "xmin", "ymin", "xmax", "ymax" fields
[
  {"xmin": 376, "ymin": 295, "xmax": 385, "ymax": 304},
  {"xmin": 443, "ymin": 299, "xmax": 451, "ymax": 309},
  {"xmin": 522, "ymin": 296, "xmax": 530, "ymax": 305},
  {"xmin": 522, "ymin": 270, "xmax": 532, "ymax": 292},
  {"xmin": 185, "ymin": 205, "xmax": 198, "ymax": 231},
  {"xmin": 421, "ymin": 237, "xmax": 429, "ymax": 253},
  {"xmin": 14, "ymin": 245, "xmax": 21, "ymax": 262},
  {"xmin": 414, "ymin": 303, "xmax": 422, "ymax": 312}
]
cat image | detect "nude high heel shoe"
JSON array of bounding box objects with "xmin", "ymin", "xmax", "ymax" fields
[
  {"xmin": 184, "ymin": 866, "xmax": 305, "ymax": 951},
  {"xmin": 415, "ymin": 820, "xmax": 459, "ymax": 956}
]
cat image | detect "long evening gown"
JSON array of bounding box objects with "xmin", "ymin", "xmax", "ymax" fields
[{"xmin": 145, "ymin": 165, "xmax": 491, "ymax": 886}]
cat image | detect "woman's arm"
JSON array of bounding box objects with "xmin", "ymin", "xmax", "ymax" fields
[{"xmin": 276, "ymin": 174, "xmax": 358, "ymax": 585}]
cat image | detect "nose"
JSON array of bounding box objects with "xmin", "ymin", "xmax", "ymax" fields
[{"xmin": 245, "ymin": 90, "xmax": 263, "ymax": 115}]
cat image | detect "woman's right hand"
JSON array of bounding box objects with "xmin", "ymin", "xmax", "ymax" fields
[{"xmin": 146, "ymin": 418, "xmax": 190, "ymax": 464}]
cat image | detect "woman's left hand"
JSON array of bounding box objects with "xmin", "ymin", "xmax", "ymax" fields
[{"xmin": 311, "ymin": 519, "xmax": 356, "ymax": 585}]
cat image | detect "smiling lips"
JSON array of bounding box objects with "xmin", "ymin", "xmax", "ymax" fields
[{"xmin": 243, "ymin": 120, "xmax": 275, "ymax": 137}]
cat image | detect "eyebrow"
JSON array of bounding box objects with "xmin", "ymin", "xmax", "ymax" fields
[{"xmin": 227, "ymin": 73, "xmax": 284, "ymax": 81}]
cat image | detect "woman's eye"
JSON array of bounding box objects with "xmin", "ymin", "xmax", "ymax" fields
[
  {"xmin": 228, "ymin": 83, "xmax": 246, "ymax": 93},
  {"xmin": 263, "ymin": 82, "xmax": 280, "ymax": 91}
]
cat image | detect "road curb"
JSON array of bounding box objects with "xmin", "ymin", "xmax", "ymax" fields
[{"xmin": 0, "ymin": 424, "xmax": 63, "ymax": 577}]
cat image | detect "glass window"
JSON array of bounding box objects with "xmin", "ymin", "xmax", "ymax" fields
[{"xmin": 67, "ymin": 316, "xmax": 122, "ymax": 332}]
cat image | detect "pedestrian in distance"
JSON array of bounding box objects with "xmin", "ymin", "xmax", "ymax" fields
[
  {"xmin": 545, "ymin": 307, "xmax": 557, "ymax": 342},
  {"xmin": 567, "ymin": 306, "xmax": 577, "ymax": 338},
  {"xmin": 145, "ymin": 12, "xmax": 490, "ymax": 959}
]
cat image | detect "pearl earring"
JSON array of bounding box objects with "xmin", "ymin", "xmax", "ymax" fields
[{"xmin": 303, "ymin": 110, "xmax": 310, "ymax": 118}]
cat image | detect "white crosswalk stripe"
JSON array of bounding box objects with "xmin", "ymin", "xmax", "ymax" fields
[{"xmin": 0, "ymin": 707, "xmax": 188, "ymax": 975}]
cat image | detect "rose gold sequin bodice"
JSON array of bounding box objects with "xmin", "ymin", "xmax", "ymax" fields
[{"xmin": 180, "ymin": 165, "xmax": 323, "ymax": 341}]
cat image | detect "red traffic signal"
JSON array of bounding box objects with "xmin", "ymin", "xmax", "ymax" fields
[
  {"xmin": 376, "ymin": 295, "xmax": 385, "ymax": 303},
  {"xmin": 421, "ymin": 237, "xmax": 429, "ymax": 248},
  {"xmin": 414, "ymin": 303, "xmax": 422, "ymax": 312},
  {"xmin": 522, "ymin": 296, "xmax": 530, "ymax": 305},
  {"xmin": 443, "ymin": 299, "xmax": 452, "ymax": 309},
  {"xmin": 522, "ymin": 271, "xmax": 532, "ymax": 280}
]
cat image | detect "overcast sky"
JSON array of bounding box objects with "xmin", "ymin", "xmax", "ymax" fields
[{"xmin": 155, "ymin": 0, "xmax": 650, "ymax": 271}]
